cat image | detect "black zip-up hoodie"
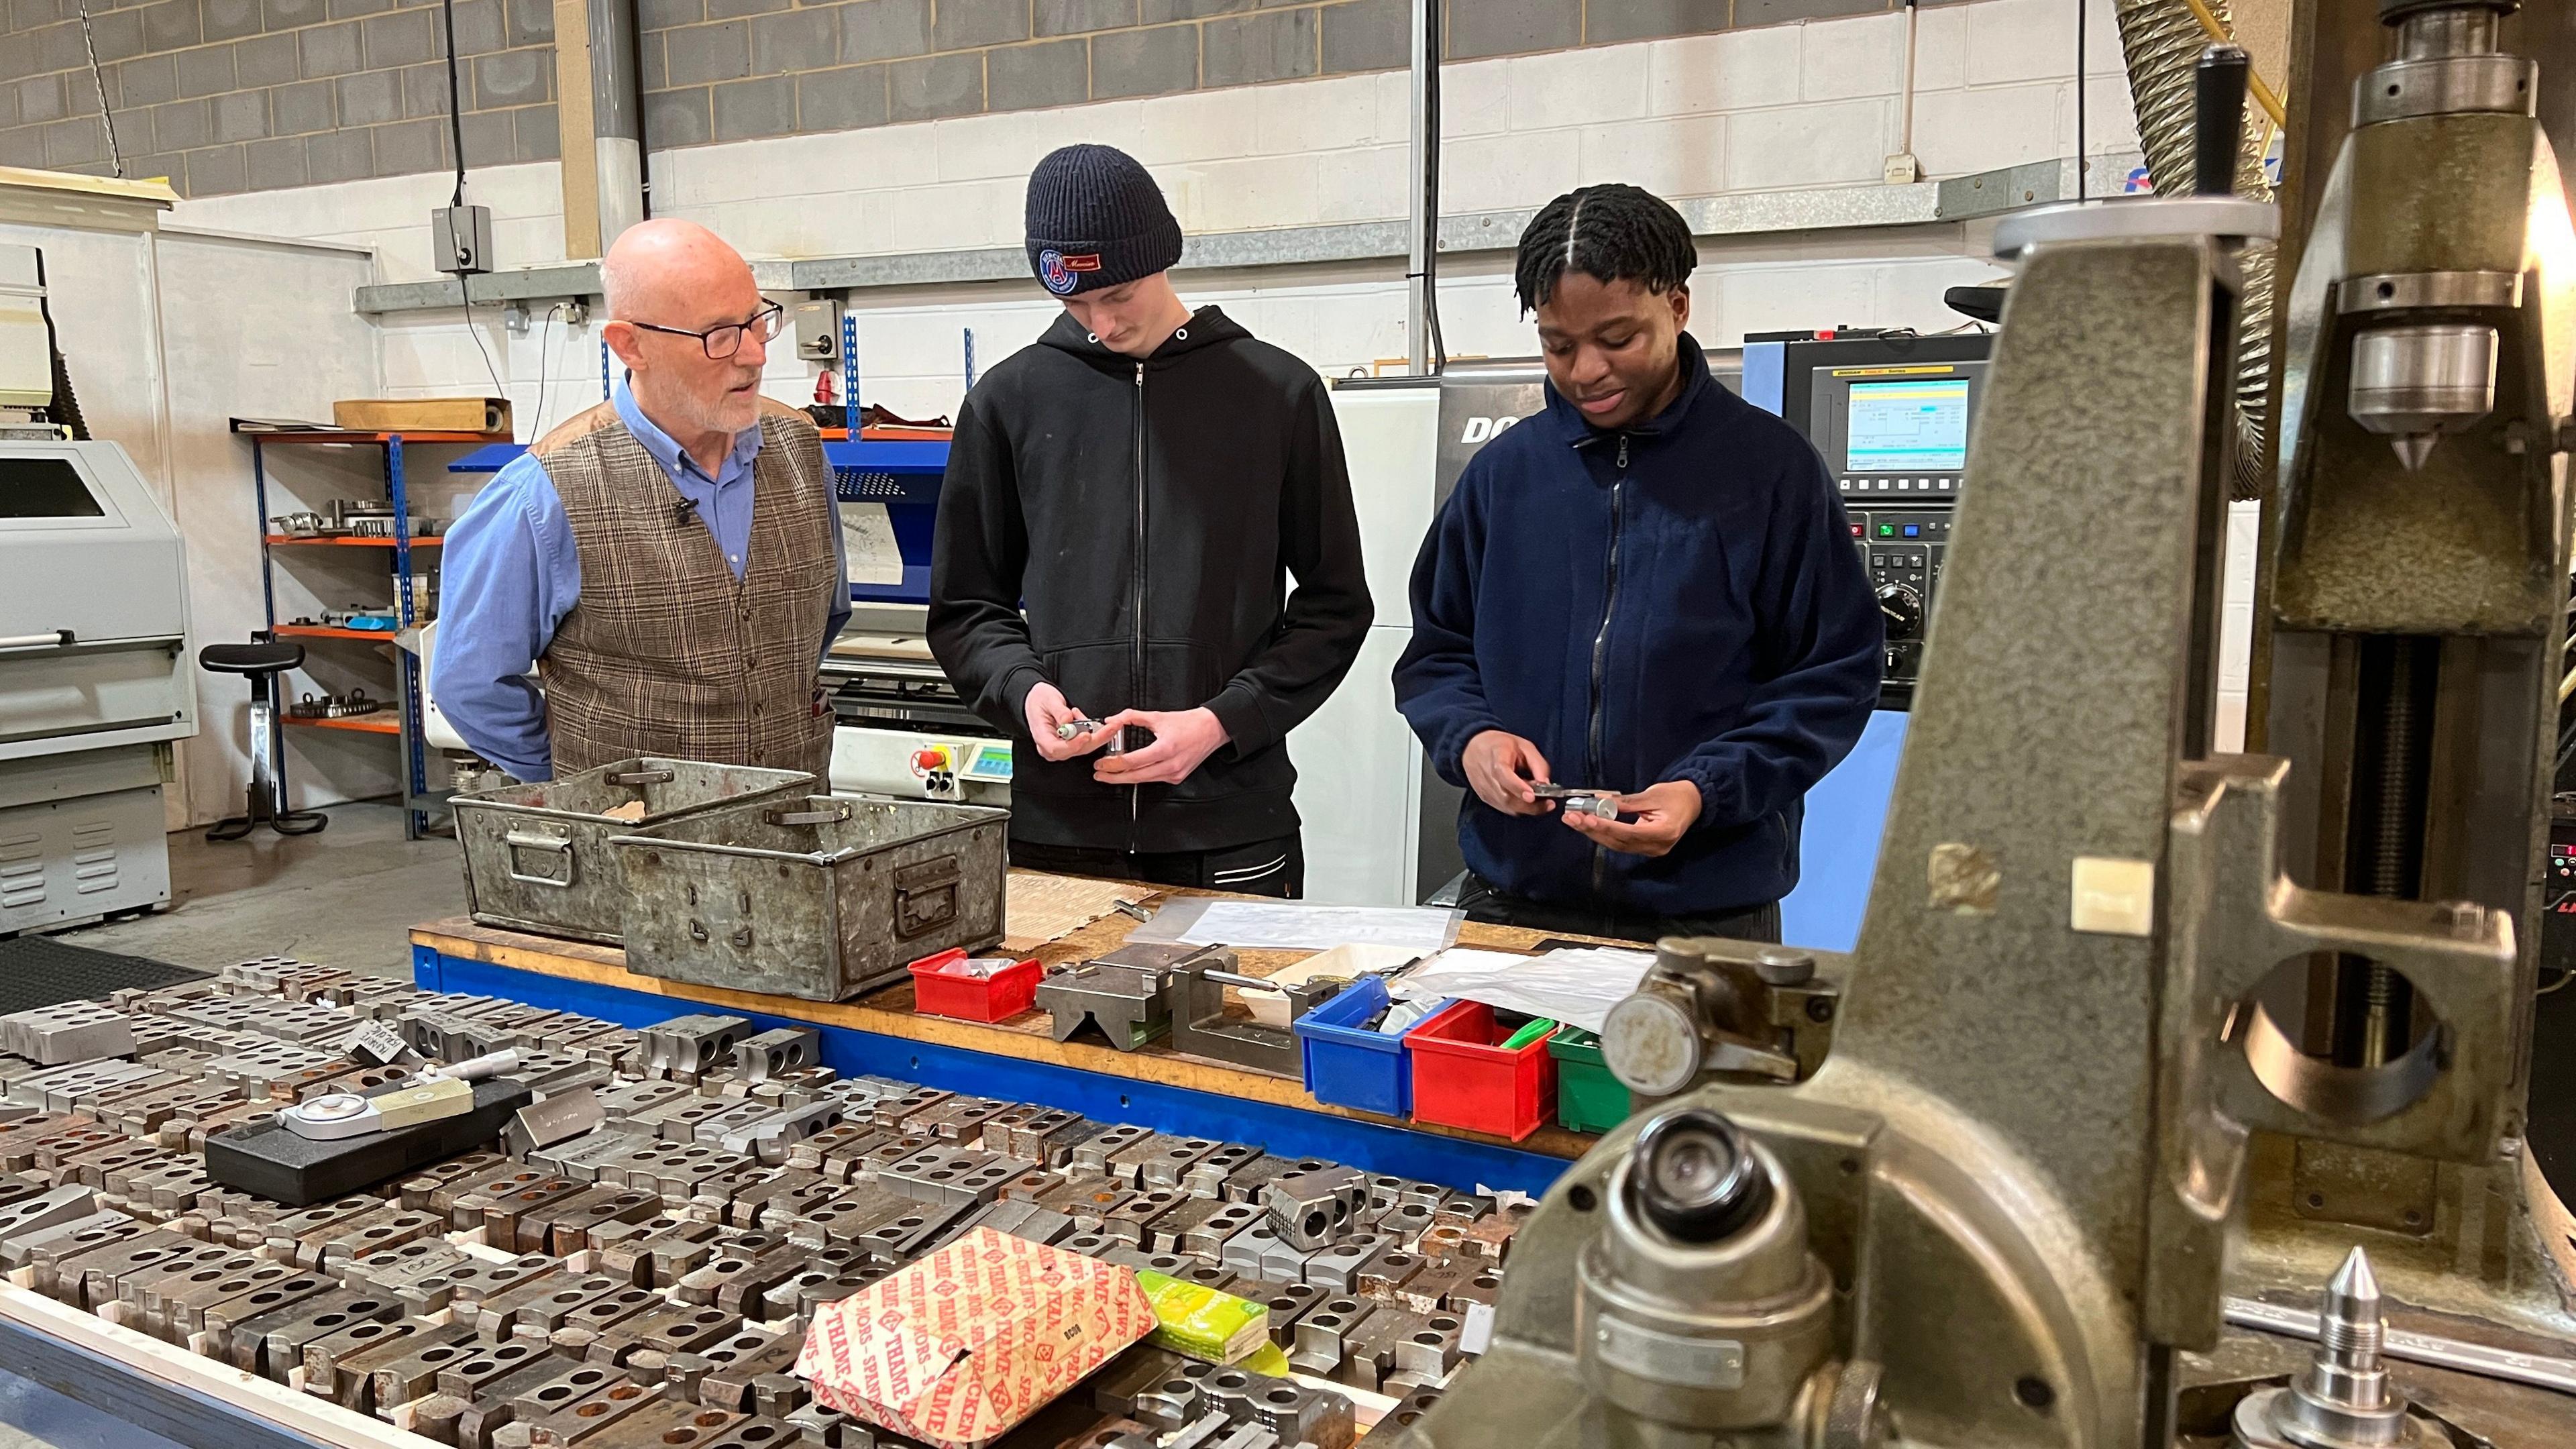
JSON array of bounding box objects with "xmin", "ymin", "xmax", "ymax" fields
[{"xmin": 928, "ymin": 307, "xmax": 1373, "ymax": 852}]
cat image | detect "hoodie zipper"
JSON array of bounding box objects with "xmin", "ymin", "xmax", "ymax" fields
[
  {"xmin": 1129, "ymin": 359, "xmax": 1147, "ymax": 847},
  {"xmin": 1587, "ymin": 434, "xmax": 1629, "ymax": 894}
]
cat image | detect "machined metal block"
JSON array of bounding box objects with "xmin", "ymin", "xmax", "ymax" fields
[
  {"xmin": 1262, "ymin": 1166, "xmax": 1366, "ymax": 1251},
  {"xmin": 1299, "ymin": 1234, "xmax": 1388, "ymax": 1294},
  {"xmin": 506, "ymin": 1088, "xmax": 606, "ymax": 1159},
  {"xmin": 1286, "ymin": 1296, "xmax": 1373, "ymax": 1379}
]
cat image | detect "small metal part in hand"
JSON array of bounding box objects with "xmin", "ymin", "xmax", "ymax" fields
[
  {"xmin": 1532, "ymin": 784, "xmax": 1619, "ymax": 819},
  {"xmin": 1055, "ymin": 718, "xmax": 1127, "ymax": 755}
]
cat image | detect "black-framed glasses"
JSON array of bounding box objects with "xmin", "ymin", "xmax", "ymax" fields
[{"xmin": 629, "ymin": 301, "xmax": 786, "ymax": 360}]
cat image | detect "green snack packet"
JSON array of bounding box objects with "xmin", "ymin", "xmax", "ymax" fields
[{"xmin": 1134, "ymin": 1270, "xmax": 1272, "ymax": 1364}]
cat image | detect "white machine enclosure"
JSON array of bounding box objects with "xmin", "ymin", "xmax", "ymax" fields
[{"xmin": 0, "ymin": 439, "xmax": 195, "ymax": 934}]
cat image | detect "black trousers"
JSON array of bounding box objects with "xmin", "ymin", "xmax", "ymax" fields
[
  {"xmin": 1455, "ymin": 871, "xmax": 1780, "ymax": 945},
  {"xmin": 1008, "ymin": 832, "xmax": 1305, "ymax": 899}
]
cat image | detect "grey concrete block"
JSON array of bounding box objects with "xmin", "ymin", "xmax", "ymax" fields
[
  {"xmin": 643, "ymin": 84, "xmax": 709, "ymax": 146},
  {"xmin": 504, "ymin": 0, "xmax": 549, "ymax": 45},
  {"xmin": 370, "ymin": 114, "xmax": 444, "ymax": 173},
  {"xmin": 1089, "ymin": 21, "xmax": 1195, "ymax": 99},
  {"xmin": 336, "ymin": 66, "xmax": 400, "ymax": 122},
  {"xmin": 0, "ymin": 89, "xmax": 13, "ymax": 128},
  {"xmin": 35, "ymin": 19, "xmax": 88, "ymax": 72},
  {"xmin": 1318, "ymin": 0, "xmax": 1399, "ymax": 74},
  {"xmin": 244, "ymin": 132, "xmax": 305, "ymax": 188},
  {"xmin": 795, "ymin": 60, "xmax": 881, "ymax": 131},
  {"xmin": 44, "ymin": 115, "xmax": 106, "ymax": 166},
  {"xmin": 148, "ymin": 97, "xmax": 211, "ymax": 151},
  {"xmin": 269, "ymin": 74, "xmax": 333, "ymax": 131},
  {"xmin": 87, "ymin": 7, "xmax": 148, "ymax": 62},
  {"xmin": 639, "ymin": 0, "xmax": 700, "ymax": 27},
  {"xmin": 60, "ymin": 74, "xmax": 99, "ymax": 119},
  {"xmin": 201, "ymin": 0, "xmax": 260, "ymax": 40},
  {"xmin": 1034, "ymin": 0, "xmax": 1129, "ymax": 36},
  {"xmin": 1446, "ymin": 0, "xmax": 1577, "ymax": 58},
  {"xmin": 233, "ymin": 32, "xmax": 300, "ymax": 87},
  {"xmin": 5, "ymin": 0, "xmax": 56, "ymax": 36},
  {"xmin": 364, "ymin": 9, "xmax": 436, "ymax": 67},
  {"xmin": 985, "ymin": 36, "xmax": 1084, "ymax": 112},
  {"xmin": 665, "ymin": 20, "xmax": 749, "ymax": 84},
  {"xmin": 0, "ymin": 35, "xmax": 34, "ymax": 86},
  {"xmin": 1734, "ymin": 0, "xmax": 1886, "ymax": 22},
  {"xmin": 175, "ymin": 43, "xmax": 235, "ymax": 97},
  {"xmin": 449, "ymin": 0, "xmax": 504, "ymax": 54},
  {"xmin": 513, "ymin": 99, "xmax": 554, "ymax": 158},
  {"xmin": 837, "ymin": 0, "xmax": 925, "ymax": 62},
  {"xmin": 330, "ymin": 0, "xmax": 393, "ymax": 19},
  {"xmin": 1201, "ymin": 6, "xmax": 1312, "ymax": 87},
  {"xmin": 140, "ymin": 0, "xmax": 201, "ymax": 50},
  {"xmin": 304, "ymin": 122, "xmax": 370, "ymax": 180},
  {"xmin": 186, "ymin": 141, "xmax": 248, "ymax": 194},
  {"xmin": 749, "ymin": 5, "xmax": 834, "ymax": 74},
  {"xmin": 457, "ymin": 102, "xmax": 509, "ymax": 160},
  {"xmin": 211, "ymin": 85, "xmax": 266, "ymax": 139},
  {"xmin": 1587, "ymin": 0, "xmax": 1731, "ymax": 42},
  {"xmin": 399, "ymin": 58, "xmax": 448, "ymax": 114},
  {"xmin": 710, "ymin": 72, "xmax": 792, "ymax": 139},
  {"xmin": 930, "ymin": 0, "xmax": 1023, "ymax": 50},
  {"xmin": 473, "ymin": 46, "xmax": 547, "ymax": 105},
  {"xmin": 708, "ymin": 0, "xmax": 788, "ymax": 21},
  {"xmin": 123, "ymin": 152, "xmax": 184, "ymax": 186},
  {"xmin": 886, "ymin": 49, "xmax": 977, "ymax": 121},
  {"xmin": 15, "ymin": 75, "xmax": 67, "ymax": 126},
  {"xmin": 1139, "ymin": 0, "xmax": 1248, "ymax": 19},
  {"xmin": 113, "ymin": 55, "xmax": 176, "ymax": 105},
  {"xmin": 299, "ymin": 19, "xmax": 362, "ymax": 76},
  {"xmin": 263, "ymin": 0, "xmax": 327, "ymax": 30},
  {"xmin": 0, "ymin": 127, "xmax": 43, "ymax": 169}
]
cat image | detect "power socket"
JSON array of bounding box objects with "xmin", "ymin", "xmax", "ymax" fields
[{"xmin": 432, "ymin": 204, "xmax": 494, "ymax": 276}]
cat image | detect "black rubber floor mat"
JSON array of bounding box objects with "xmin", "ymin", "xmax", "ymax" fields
[{"xmin": 0, "ymin": 937, "xmax": 208, "ymax": 1014}]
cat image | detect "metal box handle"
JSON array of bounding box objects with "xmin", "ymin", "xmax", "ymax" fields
[
  {"xmin": 893, "ymin": 855, "xmax": 961, "ymax": 938},
  {"xmin": 606, "ymin": 768, "xmax": 676, "ymax": 786},
  {"xmin": 503, "ymin": 831, "xmax": 577, "ymax": 888},
  {"xmin": 767, "ymin": 802, "xmax": 852, "ymax": 827}
]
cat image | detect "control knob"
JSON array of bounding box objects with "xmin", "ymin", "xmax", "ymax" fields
[{"xmin": 1876, "ymin": 582, "xmax": 1924, "ymax": 640}]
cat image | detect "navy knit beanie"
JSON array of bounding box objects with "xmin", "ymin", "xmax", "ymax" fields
[{"xmin": 1024, "ymin": 144, "xmax": 1183, "ymax": 297}]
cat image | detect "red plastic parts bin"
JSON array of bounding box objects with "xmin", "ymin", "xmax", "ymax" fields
[
  {"xmin": 1405, "ymin": 999, "xmax": 1558, "ymax": 1142},
  {"xmin": 907, "ymin": 948, "xmax": 1042, "ymax": 1023}
]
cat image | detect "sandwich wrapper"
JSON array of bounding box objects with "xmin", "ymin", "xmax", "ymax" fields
[{"xmin": 796, "ymin": 1227, "xmax": 1155, "ymax": 1448}]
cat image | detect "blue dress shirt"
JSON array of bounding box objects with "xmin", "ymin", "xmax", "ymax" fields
[{"xmin": 433, "ymin": 380, "xmax": 850, "ymax": 782}]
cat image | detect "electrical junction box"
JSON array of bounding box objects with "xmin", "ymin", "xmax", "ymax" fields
[
  {"xmin": 432, "ymin": 205, "xmax": 493, "ymax": 276},
  {"xmin": 793, "ymin": 299, "xmax": 842, "ymax": 362}
]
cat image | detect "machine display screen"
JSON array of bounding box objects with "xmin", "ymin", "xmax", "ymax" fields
[
  {"xmin": 1843, "ymin": 378, "xmax": 1971, "ymax": 473},
  {"xmin": 0, "ymin": 458, "xmax": 105, "ymax": 518}
]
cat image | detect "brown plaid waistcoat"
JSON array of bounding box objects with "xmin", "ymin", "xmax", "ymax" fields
[{"xmin": 534, "ymin": 396, "xmax": 838, "ymax": 780}]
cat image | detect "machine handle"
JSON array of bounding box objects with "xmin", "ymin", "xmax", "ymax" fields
[
  {"xmin": 606, "ymin": 768, "xmax": 676, "ymax": 786},
  {"xmin": 503, "ymin": 831, "xmax": 578, "ymax": 888},
  {"xmin": 0, "ymin": 631, "xmax": 73, "ymax": 652},
  {"xmin": 2194, "ymin": 43, "xmax": 2250, "ymax": 197}
]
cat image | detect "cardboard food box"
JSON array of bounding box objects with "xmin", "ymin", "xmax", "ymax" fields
[
  {"xmin": 797, "ymin": 1227, "xmax": 1153, "ymax": 1448},
  {"xmin": 331, "ymin": 396, "xmax": 511, "ymax": 434}
]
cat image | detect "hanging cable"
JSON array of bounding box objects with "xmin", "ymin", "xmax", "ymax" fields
[
  {"xmin": 526, "ymin": 303, "xmax": 569, "ymax": 440},
  {"xmin": 2075, "ymin": 0, "xmax": 2087, "ymax": 197},
  {"xmin": 1419, "ymin": 0, "xmax": 1446, "ymax": 374},
  {"xmin": 436, "ymin": 0, "xmax": 510, "ymax": 413},
  {"xmin": 74, "ymin": 1, "xmax": 123, "ymax": 178}
]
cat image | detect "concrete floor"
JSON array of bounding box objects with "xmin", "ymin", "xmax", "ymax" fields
[{"xmin": 61, "ymin": 801, "xmax": 462, "ymax": 983}]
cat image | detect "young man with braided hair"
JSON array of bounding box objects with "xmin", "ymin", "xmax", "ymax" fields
[{"xmin": 1393, "ymin": 183, "xmax": 1882, "ymax": 943}]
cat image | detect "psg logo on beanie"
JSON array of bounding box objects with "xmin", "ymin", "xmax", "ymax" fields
[{"xmin": 1037, "ymin": 249, "xmax": 1102, "ymax": 297}]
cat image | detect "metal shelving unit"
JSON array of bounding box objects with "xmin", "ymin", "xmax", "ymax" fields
[{"xmin": 246, "ymin": 429, "xmax": 504, "ymax": 841}]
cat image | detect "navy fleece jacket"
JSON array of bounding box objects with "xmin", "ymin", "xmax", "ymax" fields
[{"xmin": 1392, "ymin": 334, "xmax": 1882, "ymax": 916}]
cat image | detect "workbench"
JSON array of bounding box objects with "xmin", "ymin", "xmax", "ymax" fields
[{"xmin": 409, "ymin": 886, "xmax": 1607, "ymax": 1199}]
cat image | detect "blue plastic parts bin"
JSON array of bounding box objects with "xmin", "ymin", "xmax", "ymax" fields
[{"xmin": 1296, "ymin": 977, "xmax": 1446, "ymax": 1118}]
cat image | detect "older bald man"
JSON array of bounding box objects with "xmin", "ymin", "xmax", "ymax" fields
[{"xmin": 435, "ymin": 220, "xmax": 847, "ymax": 782}]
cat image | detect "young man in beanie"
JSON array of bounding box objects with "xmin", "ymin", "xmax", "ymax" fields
[
  {"xmin": 1394, "ymin": 183, "xmax": 1881, "ymax": 943},
  {"xmin": 928, "ymin": 144, "xmax": 1372, "ymax": 896}
]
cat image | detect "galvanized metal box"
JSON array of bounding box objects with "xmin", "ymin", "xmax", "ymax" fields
[
  {"xmin": 611, "ymin": 794, "xmax": 1008, "ymax": 1001},
  {"xmin": 453, "ymin": 758, "xmax": 817, "ymax": 944}
]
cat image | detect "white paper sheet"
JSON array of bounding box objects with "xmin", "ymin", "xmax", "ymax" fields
[
  {"xmin": 1137, "ymin": 899, "xmax": 1462, "ymax": 953},
  {"xmin": 1394, "ymin": 945, "xmax": 1657, "ymax": 1034},
  {"xmin": 839, "ymin": 501, "xmax": 905, "ymax": 586}
]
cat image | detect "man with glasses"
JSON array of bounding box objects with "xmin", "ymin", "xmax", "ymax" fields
[{"xmin": 435, "ymin": 219, "xmax": 847, "ymax": 782}]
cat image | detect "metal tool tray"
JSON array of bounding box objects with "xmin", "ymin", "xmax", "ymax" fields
[
  {"xmin": 453, "ymin": 758, "xmax": 817, "ymax": 944},
  {"xmin": 610, "ymin": 794, "xmax": 1008, "ymax": 1001}
]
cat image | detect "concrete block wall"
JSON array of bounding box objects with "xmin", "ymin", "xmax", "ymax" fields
[{"xmin": 0, "ymin": 0, "xmax": 559, "ymax": 197}]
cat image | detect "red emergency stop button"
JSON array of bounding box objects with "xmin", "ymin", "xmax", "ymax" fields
[{"xmin": 912, "ymin": 747, "xmax": 949, "ymax": 773}]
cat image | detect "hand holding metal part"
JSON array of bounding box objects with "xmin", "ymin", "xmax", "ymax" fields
[
  {"xmin": 1026, "ymin": 682, "xmax": 1117, "ymax": 761},
  {"xmin": 1089, "ymin": 707, "xmax": 1225, "ymax": 787},
  {"xmin": 1460, "ymin": 730, "xmax": 1554, "ymax": 816},
  {"xmin": 1558, "ymin": 780, "xmax": 1701, "ymax": 859}
]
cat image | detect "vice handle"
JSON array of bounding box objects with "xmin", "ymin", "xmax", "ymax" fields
[{"xmin": 2194, "ymin": 43, "xmax": 2251, "ymax": 197}]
